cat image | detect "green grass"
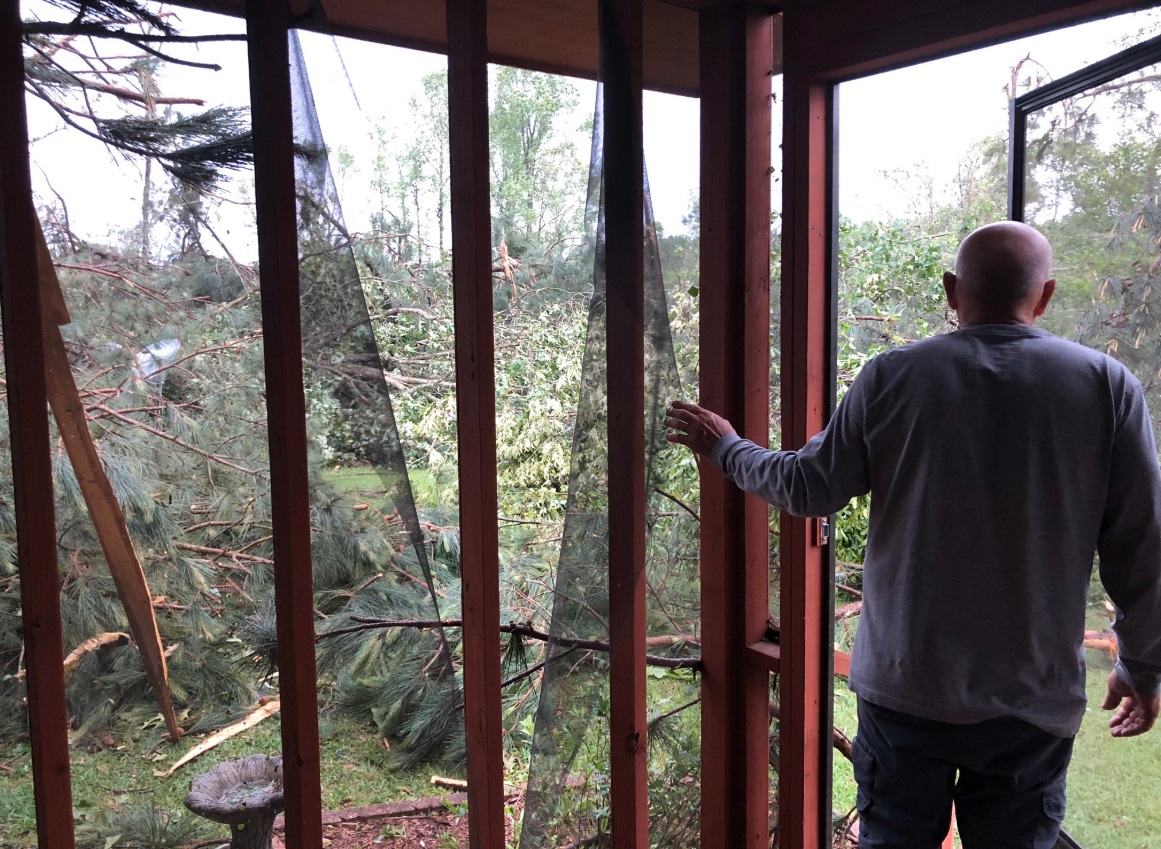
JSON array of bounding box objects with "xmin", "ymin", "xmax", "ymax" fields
[
  {"xmin": 830, "ymin": 651, "xmax": 1161, "ymax": 849},
  {"xmin": 327, "ymin": 465, "xmax": 443, "ymax": 507},
  {"xmin": 0, "ymin": 711, "xmax": 451, "ymax": 848},
  {"xmin": 1063, "ymin": 655, "xmax": 1161, "ymax": 848},
  {"xmin": 832, "ymin": 679, "xmax": 860, "ymax": 816}
]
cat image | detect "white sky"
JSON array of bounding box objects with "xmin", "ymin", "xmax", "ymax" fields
[
  {"xmin": 838, "ymin": 8, "xmax": 1161, "ymax": 220},
  {"xmin": 20, "ymin": 3, "xmax": 1161, "ymax": 255}
]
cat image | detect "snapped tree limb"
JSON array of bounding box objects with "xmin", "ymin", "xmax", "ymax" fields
[{"xmin": 35, "ymin": 219, "xmax": 181, "ymax": 740}]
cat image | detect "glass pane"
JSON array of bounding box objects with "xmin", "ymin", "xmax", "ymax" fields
[
  {"xmin": 1022, "ymin": 58, "xmax": 1161, "ymax": 846},
  {"xmin": 22, "ymin": 2, "xmax": 276, "ymax": 845}
]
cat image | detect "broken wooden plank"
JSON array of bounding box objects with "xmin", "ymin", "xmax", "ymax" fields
[
  {"xmin": 62, "ymin": 632, "xmax": 128, "ymax": 676},
  {"xmin": 34, "ymin": 220, "xmax": 181, "ymax": 741},
  {"xmin": 154, "ymin": 698, "xmax": 281, "ymax": 778}
]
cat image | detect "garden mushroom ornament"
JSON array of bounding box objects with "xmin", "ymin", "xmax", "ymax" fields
[{"xmin": 185, "ymin": 754, "xmax": 285, "ymax": 849}]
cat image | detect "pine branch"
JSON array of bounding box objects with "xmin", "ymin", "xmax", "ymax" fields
[
  {"xmin": 24, "ymin": 22, "xmax": 245, "ymax": 44},
  {"xmin": 651, "ymin": 696, "xmax": 700, "ymax": 725},
  {"xmin": 26, "ymin": 58, "xmax": 253, "ymax": 193},
  {"xmin": 75, "ymin": 78, "xmax": 206, "ymax": 105},
  {"xmin": 173, "ymin": 543, "xmax": 270, "ymax": 566},
  {"xmin": 100, "ymin": 334, "xmax": 263, "ymax": 390},
  {"xmin": 54, "ymin": 262, "xmax": 175, "ymax": 304},
  {"xmin": 89, "ymin": 402, "xmax": 263, "ymax": 477},
  {"xmin": 324, "ymin": 616, "xmax": 703, "ymax": 670},
  {"xmin": 39, "ymin": 0, "xmax": 174, "ymax": 34},
  {"xmin": 498, "ymin": 645, "xmax": 577, "ymax": 689},
  {"xmin": 835, "ymin": 600, "xmax": 862, "ymax": 620}
]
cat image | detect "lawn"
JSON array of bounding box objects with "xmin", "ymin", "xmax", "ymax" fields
[
  {"xmin": 328, "ymin": 465, "xmax": 443, "ymax": 508},
  {"xmin": 0, "ymin": 711, "xmax": 453, "ymax": 848},
  {"xmin": 831, "ymin": 649, "xmax": 1161, "ymax": 849},
  {"xmin": 1064, "ymin": 655, "xmax": 1161, "ymax": 848}
]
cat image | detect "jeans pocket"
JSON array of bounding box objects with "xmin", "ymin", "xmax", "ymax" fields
[
  {"xmin": 1034, "ymin": 779, "xmax": 1067, "ymax": 848},
  {"xmin": 1042, "ymin": 790, "xmax": 1065, "ymax": 823},
  {"xmin": 855, "ymin": 786, "xmax": 873, "ymax": 814},
  {"xmin": 851, "ymin": 735, "xmax": 876, "ymax": 812}
]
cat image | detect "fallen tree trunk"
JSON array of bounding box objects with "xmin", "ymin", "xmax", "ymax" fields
[{"xmin": 271, "ymin": 786, "xmax": 518, "ymax": 828}]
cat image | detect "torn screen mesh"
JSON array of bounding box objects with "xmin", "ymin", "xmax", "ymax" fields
[
  {"xmin": 287, "ymin": 29, "xmax": 455, "ymax": 678},
  {"xmin": 520, "ymin": 84, "xmax": 701, "ymax": 848},
  {"xmin": 288, "ymin": 20, "xmax": 701, "ymax": 841}
]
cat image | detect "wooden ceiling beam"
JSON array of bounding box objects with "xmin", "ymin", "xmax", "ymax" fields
[
  {"xmin": 781, "ymin": 0, "xmax": 1156, "ymax": 78},
  {"xmin": 172, "ymin": 0, "xmax": 709, "ymax": 95}
]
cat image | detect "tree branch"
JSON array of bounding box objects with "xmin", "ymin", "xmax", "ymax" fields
[
  {"xmin": 174, "ymin": 542, "xmax": 270, "ymax": 566},
  {"xmin": 653, "ymin": 486, "xmax": 699, "ymax": 522},
  {"xmin": 320, "ymin": 616, "xmax": 703, "ymax": 670},
  {"xmin": 90, "ymin": 402, "xmax": 263, "ymax": 477},
  {"xmin": 24, "ymin": 22, "xmax": 245, "ymax": 44}
]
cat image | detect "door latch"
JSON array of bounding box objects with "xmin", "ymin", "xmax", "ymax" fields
[{"xmin": 813, "ymin": 516, "xmax": 831, "ymax": 548}]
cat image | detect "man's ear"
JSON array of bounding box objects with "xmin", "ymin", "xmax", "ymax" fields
[
  {"xmin": 942, "ymin": 271, "xmax": 958, "ymax": 311},
  {"xmin": 1033, "ymin": 278, "xmax": 1056, "ymax": 318}
]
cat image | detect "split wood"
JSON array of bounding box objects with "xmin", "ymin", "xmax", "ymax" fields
[
  {"xmin": 156, "ymin": 699, "xmax": 281, "ymax": 777},
  {"xmin": 35, "ymin": 220, "xmax": 180, "ymax": 740}
]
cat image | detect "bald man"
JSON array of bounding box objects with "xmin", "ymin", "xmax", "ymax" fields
[{"xmin": 667, "ymin": 222, "xmax": 1161, "ymax": 849}]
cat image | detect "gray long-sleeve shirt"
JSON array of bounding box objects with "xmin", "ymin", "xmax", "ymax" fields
[{"xmin": 713, "ymin": 324, "xmax": 1161, "ymax": 737}]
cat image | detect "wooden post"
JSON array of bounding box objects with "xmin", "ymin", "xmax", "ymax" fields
[
  {"xmin": 601, "ymin": 1, "xmax": 648, "ymax": 847},
  {"xmin": 0, "ymin": 3, "xmax": 76, "ymax": 845},
  {"xmin": 244, "ymin": 2, "xmax": 323, "ymax": 846},
  {"xmin": 698, "ymin": 6, "xmax": 774, "ymax": 849},
  {"xmin": 779, "ymin": 52, "xmax": 835, "ymax": 849},
  {"xmin": 446, "ymin": 0, "xmax": 505, "ymax": 845}
]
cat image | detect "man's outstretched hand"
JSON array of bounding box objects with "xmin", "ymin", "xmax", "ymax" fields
[
  {"xmin": 665, "ymin": 401, "xmax": 737, "ymax": 458},
  {"xmin": 1103, "ymin": 670, "xmax": 1160, "ymax": 738}
]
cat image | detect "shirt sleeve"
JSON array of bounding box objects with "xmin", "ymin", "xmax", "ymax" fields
[
  {"xmin": 1098, "ymin": 373, "xmax": 1161, "ymax": 697},
  {"xmin": 710, "ymin": 362, "xmax": 873, "ymax": 518}
]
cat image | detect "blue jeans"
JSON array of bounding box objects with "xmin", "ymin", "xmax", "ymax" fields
[{"xmin": 852, "ymin": 698, "xmax": 1074, "ymax": 849}]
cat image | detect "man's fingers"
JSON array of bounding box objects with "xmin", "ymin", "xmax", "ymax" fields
[
  {"xmin": 1108, "ymin": 693, "xmax": 1159, "ymax": 737},
  {"xmin": 1110, "ymin": 708, "xmax": 1146, "ymax": 737},
  {"xmin": 1101, "ymin": 688, "xmax": 1121, "ymax": 711}
]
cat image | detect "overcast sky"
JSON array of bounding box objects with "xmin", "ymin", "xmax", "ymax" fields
[{"xmin": 20, "ymin": 2, "xmax": 1161, "ymax": 256}]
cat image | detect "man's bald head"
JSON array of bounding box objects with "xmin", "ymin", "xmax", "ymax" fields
[{"xmin": 954, "ymin": 222, "xmax": 1054, "ymax": 303}]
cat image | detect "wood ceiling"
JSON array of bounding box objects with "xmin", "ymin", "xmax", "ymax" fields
[
  {"xmin": 197, "ymin": 0, "xmax": 711, "ymax": 95},
  {"xmin": 187, "ymin": 0, "xmax": 1155, "ymax": 94}
]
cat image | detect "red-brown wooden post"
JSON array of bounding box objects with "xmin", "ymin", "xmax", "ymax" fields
[
  {"xmin": 446, "ymin": 0, "xmax": 505, "ymax": 845},
  {"xmin": 601, "ymin": 1, "xmax": 648, "ymax": 847},
  {"xmin": 779, "ymin": 49, "xmax": 835, "ymax": 849},
  {"xmin": 698, "ymin": 6, "xmax": 774, "ymax": 849},
  {"xmin": 0, "ymin": 5, "xmax": 76, "ymax": 847},
  {"xmin": 244, "ymin": 2, "xmax": 323, "ymax": 846}
]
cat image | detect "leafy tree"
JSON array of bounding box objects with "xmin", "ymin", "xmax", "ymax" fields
[{"xmin": 489, "ymin": 68, "xmax": 587, "ymax": 257}]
